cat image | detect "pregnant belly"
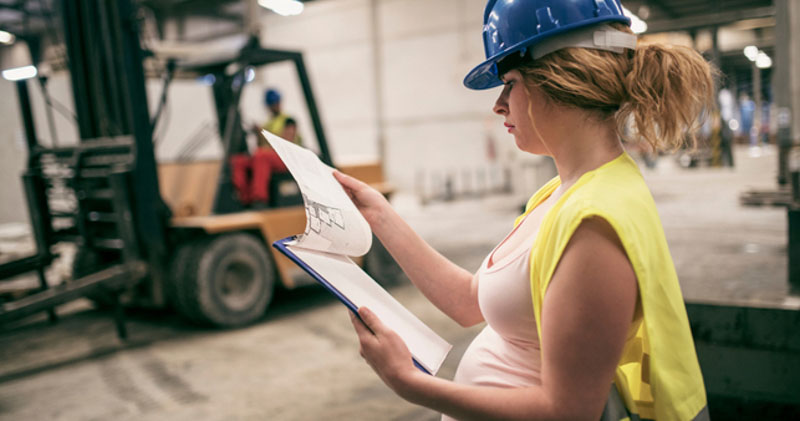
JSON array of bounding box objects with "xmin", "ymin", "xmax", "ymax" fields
[{"xmin": 453, "ymin": 325, "xmax": 542, "ymax": 388}]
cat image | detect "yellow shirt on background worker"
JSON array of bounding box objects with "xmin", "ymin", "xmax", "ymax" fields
[{"xmin": 259, "ymin": 112, "xmax": 301, "ymax": 147}]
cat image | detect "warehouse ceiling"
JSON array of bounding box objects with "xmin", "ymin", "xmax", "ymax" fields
[
  {"xmin": 0, "ymin": 0, "xmax": 320, "ymax": 40},
  {"xmin": 0, "ymin": 0, "xmax": 779, "ymax": 94},
  {"xmin": 624, "ymin": 0, "xmax": 773, "ymax": 32},
  {"xmin": 624, "ymin": 0, "xmax": 776, "ymax": 94},
  {"xmin": 0, "ymin": 0, "xmax": 775, "ymax": 42},
  {"xmin": 0, "ymin": 0, "xmax": 57, "ymax": 40}
]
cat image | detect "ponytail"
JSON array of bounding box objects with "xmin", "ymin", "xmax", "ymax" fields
[
  {"xmin": 518, "ymin": 24, "xmax": 715, "ymax": 152},
  {"xmin": 620, "ymin": 43, "xmax": 715, "ymax": 151}
]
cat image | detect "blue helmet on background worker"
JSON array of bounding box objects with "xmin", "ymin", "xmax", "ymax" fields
[
  {"xmin": 464, "ymin": 0, "xmax": 633, "ymax": 90},
  {"xmin": 265, "ymin": 88, "xmax": 282, "ymax": 106}
]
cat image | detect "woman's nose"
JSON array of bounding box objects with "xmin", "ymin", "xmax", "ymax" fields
[{"xmin": 493, "ymin": 92, "xmax": 508, "ymax": 116}]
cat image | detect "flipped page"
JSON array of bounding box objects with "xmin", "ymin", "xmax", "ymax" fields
[
  {"xmin": 263, "ymin": 131, "xmax": 371, "ymax": 256},
  {"xmin": 264, "ymin": 131, "xmax": 452, "ymax": 374}
]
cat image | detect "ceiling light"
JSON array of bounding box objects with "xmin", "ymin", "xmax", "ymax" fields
[
  {"xmin": 2, "ymin": 65, "xmax": 38, "ymax": 81},
  {"xmin": 755, "ymin": 52, "xmax": 772, "ymax": 69},
  {"xmin": 0, "ymin": 30, "xmax": 14, "ymax": 45},
  {"xmin": 622, "ymin": 6, "xmax": 648, "ymax": 34},
  {"xmin": 743, "ymin": 45, "xmax": 759, "ymax": 61},
  {"xmin": 258, "ymin": 0, "xmax": 304, "ymax": 16}
]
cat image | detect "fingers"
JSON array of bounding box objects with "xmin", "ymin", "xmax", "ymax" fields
[
  {"xmin": 332, "ymin": 169, "xmax": 350, "ymax": 181},
  {"xmin": 349, "ymin": 310, "xmax": 372, "ymax": 337},
  {"xmin": 333, "ymin": 171, "xmax": 372, "ymax": 206},
  {"xmin": 357, "ymin": 307, "xmax": 386, "ymax": 335},
  {"xmin": 333, "ymin": 170, "xmax": 368, "ymax": 191},
  {"xmin": 349, "ymin": 308, "xmax": 416, "ymax": 386},
  {"xmin": 332, "ymin": 171, "xmax": 355, "ymax": 199},
  {"xmin": 349, "ymin": 307, "xmax": 387, "ymax": 339}
]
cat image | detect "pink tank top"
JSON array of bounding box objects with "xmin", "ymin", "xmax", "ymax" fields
[{"xmin": 449, "ymin": 212, "xmax": 543, "ymax": 398}]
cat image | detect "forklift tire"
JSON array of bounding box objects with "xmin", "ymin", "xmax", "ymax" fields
[
  {"xmin": 176, "ymin": 233, "xmax": 275, "ymax": 327},
  {"xmin": 168, "ymin": 240, "xmax": 208, "ymax": 324},
  {"xmin": 363, "ymin": 235, "xmax": 405, "ymax": 286}
]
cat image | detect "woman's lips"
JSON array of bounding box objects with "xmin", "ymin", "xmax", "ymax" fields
[{"xmin": 504, "ymin": 122, "xmax": 514, "ymax": 133}]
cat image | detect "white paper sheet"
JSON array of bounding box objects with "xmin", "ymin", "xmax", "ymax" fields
[
  {"xmin": 264, "ymin": 131, "xmax": 372, "ymax": 256},
  {"xmin": 287, "ymin": 245, "xmax": 452, "ymax": 374}
]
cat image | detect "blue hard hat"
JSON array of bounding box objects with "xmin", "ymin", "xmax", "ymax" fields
[
  {"xmin": 464, "ymin": 0, "xmax": 631, "ymax": 90},
  {"xmin": 265, "ymin": 88, "xmax": 281, "ymax": 106}
]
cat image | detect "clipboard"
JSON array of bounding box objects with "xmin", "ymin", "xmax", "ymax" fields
[{"xmin": 273, "ymin": 236, "xmax": 448, "ymax": 375}]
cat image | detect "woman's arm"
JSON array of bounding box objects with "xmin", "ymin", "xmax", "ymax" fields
[
  {"xmin": 334, "ymin": 171, "xmax": 482, "ymax": 326},
  {"xmin": 351, "ymin": 217, "xmax": 638, "ymax": 420}
]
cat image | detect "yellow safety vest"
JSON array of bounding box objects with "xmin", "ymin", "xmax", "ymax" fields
[
  {"xmin": 516, "ymin": 153, "xmax": 708, "ymax": 421},
  {"xmin": 260, "ymin": 112, "xmax": 302, "ymax": 147}
]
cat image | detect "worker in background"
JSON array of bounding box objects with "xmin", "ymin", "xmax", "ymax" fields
[
  {"xmin": 739, "ymin": 92, "xmax": 756, "ymax": 148},
  {"xmin": 334, "ymin": 0, "xmax": 710, "ymax": 420},
  {"xmin": 249, "ymin": 116, "xmax": 298, "ymax": 206},
  {"xmin": 718, "ymin": 87, "xmax": 735, "ymax": 167},
  {"xmin": 231, "ymin": 88, "xmax": 301, "ymax": 207},
  {"xmin": 254, "ymin": 88, "xmax": 302, "ymax": 147}
]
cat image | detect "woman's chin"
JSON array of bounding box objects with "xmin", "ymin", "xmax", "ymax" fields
[
  {"xmin": 514, "ymin": 137, "xmax": 533, "ymax": 153},
  {"xmin": 514, "ymin": 138, "xmax": 549, "ymax": 156}
]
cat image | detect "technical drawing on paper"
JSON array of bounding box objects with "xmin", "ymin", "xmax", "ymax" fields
[{"xmin": 303, "ymin": 193, "xmax": 346, "ymax": 236}]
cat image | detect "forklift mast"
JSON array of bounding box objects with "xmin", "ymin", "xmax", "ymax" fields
[
  {"xmin": 61, "ymin": 0, "xmax": 167, "ymax": 260},
  {"xmin": 0, "ymin": 0, "xmax": 164, "ymax": 334}
]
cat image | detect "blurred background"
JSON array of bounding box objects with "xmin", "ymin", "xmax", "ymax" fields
[{"xmin": 0, "ymin": 0, "xmax": 798, "ymax": 420}]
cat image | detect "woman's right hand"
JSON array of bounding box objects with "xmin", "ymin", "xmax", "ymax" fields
[{"xmin": 333, "ymin": 170, "xmax": 390, "ymax": 227}]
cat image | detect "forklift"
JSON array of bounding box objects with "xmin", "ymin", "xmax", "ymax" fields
[{"xmin": 0, "ymin": 0, "xmax": 398, "ymax": 336}]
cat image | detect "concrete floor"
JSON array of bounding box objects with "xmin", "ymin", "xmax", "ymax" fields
[{"xmin": 0, "ymin": 145, "xmax": 795, "ymax": 420}]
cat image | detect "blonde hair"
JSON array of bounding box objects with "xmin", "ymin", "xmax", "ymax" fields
[{"xmin": 517, "ymin": 24, "xmax": 715, "ymax": 152}]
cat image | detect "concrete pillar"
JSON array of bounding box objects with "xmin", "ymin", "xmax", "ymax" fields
[
  {"xmin": 369, "ymin": 0, "xmax": 386, "ymax": 162},
  {"xmin": 774, "ymin": 0, "xmax": 800, "ymax": 287},
  {"xmin": 710, "ymin": 26, "xmax": 720, "ymax": 72},
  {"xmin": 790, "ymin": 206, "xmax": 800, "ymax": 290},
  {"xmin": 773, "ymin": 0, "xmax": 800, "ymax": 185}
]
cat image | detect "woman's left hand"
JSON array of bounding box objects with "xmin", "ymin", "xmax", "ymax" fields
[{"xmin": 349, "ymin": 307, "xmax": 421, "ymax": 397}]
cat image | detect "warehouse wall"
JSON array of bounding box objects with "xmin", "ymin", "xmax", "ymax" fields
[
  {"xmin": 0, "ymin": 0, "xmax": 551, "ymax": 225},
  {"xmin": 251, "ymin": 0, "xmax": 545, "ymax": 193}
]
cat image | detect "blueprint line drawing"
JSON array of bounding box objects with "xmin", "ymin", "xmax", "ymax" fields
[
  {"xmin": 303, "ymin": 193, "xmax": 346, "ymax": 236},
  {"xmin": 264, "ymin": 130, "xmax": 372, "ymax": 256}
]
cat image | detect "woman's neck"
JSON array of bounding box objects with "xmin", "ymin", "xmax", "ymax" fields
[{"xmin": 548, "ymin": 113, "xmax": 623, "ymax": 192}]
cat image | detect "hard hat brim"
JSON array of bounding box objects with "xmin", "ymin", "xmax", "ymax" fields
[{"xmin": 463, "ymin": 59, "xmax": 505, "ymax": 91}]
